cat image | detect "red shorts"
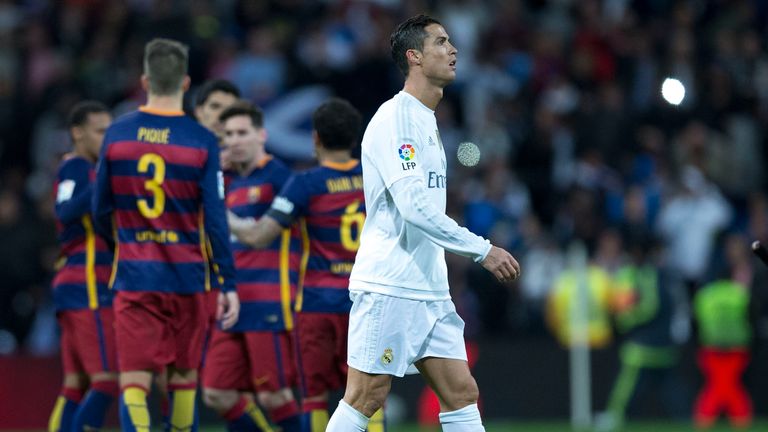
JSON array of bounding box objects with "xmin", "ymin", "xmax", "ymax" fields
[
  {"xmin": 114, "ymin": 291, "xmax": 208, "ymax": 373},
  {"xmin": 58, "ymin": 308, "xmax": 118, "ymax": 375},
  {"xmin": 206, "ymin": 289, "xmax": 220, "ymax": 324},
  {"xmin": 203, "ymin": 328, "xmax": 297, "ymax": 393},
  {"xmin": 199, "ymin": 289, "xmax": 221, "ymax": 368},
  {"xmin": 295, "ymin": 312, "xmax": 349, "ymax": 396}
]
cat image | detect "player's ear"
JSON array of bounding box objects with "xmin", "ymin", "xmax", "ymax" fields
[
  {"xmin": 311, "ymin": 130, "xmax": 322, "ymax": 149},
  {"xmin": 406, "ymin": 49, "xmax": 421, "ymax": 67},
  {"xmin": 181, "ymin": 76, "xmax": 191, "ymax": 92},
  {"xmin": 140, "ymin": 74, "xmax": 150, "ymax": 91},
  {"xmin": 70, "ymin": 126, "xmax": 83, "ymax": 143},
  {"xmin": 259, "ymin": 127, "xmax": 268, "ymax": 143}
]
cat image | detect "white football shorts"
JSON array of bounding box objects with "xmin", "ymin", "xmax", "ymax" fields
[{"xmin": 347, "ymin": 291, "xmax": 468, "ymax": 377}]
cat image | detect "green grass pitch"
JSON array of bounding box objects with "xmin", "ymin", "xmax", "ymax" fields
[{"xmin": 190, "ymin": 419, "xmax": 768, "ymax": 432}]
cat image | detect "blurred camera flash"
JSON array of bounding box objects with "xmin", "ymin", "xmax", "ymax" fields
[{"xmin": 661, "ymin": 78, "xmax": 685, "ymax": 105}]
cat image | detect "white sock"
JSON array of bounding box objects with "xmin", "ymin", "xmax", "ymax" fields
[
  {"xmin": 327, "ymin": 400, "xmax": 369, "ymax": 432},
  {"xmin": 439, "ymin": 403, "xmax": 485, "ymax": 432}
]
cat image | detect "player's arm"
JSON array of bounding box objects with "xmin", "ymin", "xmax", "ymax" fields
[
  {"xmin": 388, "ymin": 178, "xmax": 519, "ymax": 282},
  {"xmin": 227, "ymin": 212, "xmax": 282, "ymax": 249},
  {"xmin": 56, "ymin": 159, "xmax": 93, "ymax": 225},
  {"xmin": 92, "ymin": 135, "xmax": 114, "ymax": 240},
  {"xmin": 201, "ymin": 135, "xmax": 239, "ymax": 328},
  {"xmin": 371, "ymin": 119, "xmax": 518, "ymax": 281},
  {"xmin": 228, "ymin": 174, "xmax": 305, "ymax": 249}
]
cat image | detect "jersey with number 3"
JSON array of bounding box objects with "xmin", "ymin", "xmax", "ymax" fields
[
  {"xmin": 266, "ymin": 160, "xmax": 365, "ymax": 313},
  {"xmin": 93, "ymin": 107, "xmax": 235, "ymax": 294}
]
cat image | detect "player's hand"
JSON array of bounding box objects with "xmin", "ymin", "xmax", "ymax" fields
[
  {"xmin": 227, "ymin": 210, "xmax": 256, "ymax": 237},
  {"xmin": 480, "ymin": 245, "xmax": 521, "ymax": 283},
  {"xmin": 217, "ymin": 291, "xmax": 240, "ymax": 330}
]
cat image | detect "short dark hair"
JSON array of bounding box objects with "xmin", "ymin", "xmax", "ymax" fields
[
  {"xmin": 143, "ymin": 38, "xmax": 188, "ymax": 95},
  {"xmin": 195, "ymin": 79, "xmax": 240, "ymax": 107},
  {"xmin": 390, "ymin": 14, "xmax": 442, "ymax": 76},
  {"xmin": 219, "ymin": 101, "xmax": 264, "ymax": 129},
  {"xmin": 67, "ymin": 100, "xmax": 109, "ymax": 129},
  {"xmin": 312, "ymin": 98, "xmax": 362, "ymax": 151}
]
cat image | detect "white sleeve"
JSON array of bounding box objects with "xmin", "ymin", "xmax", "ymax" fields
[
  {"xmin": 389, "ymin": 176, "xmax": 492, "ymax": 262},
  {"xmin": 367, "ymin": 115, "xmax": 423, "ymax": 188}
]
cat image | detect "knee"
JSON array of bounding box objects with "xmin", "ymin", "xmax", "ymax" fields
[
  {"xmin": 63, "ymin": 373, "xmax": 86, "ymax": 390},
  {"xmin": 202, "ymin": 388, "xmax": 237, "ymax": 412},
  {"xmin": 256, "ymin": 389, "xmax": 294, "ymax": 410},
  {"xmin": 88, "ymin": 374, "xmax": 120, "ymax": 397},
  {"xmin": 344, "ymin": 380, "xmax": 390, "ymax": 417},
  {"xmin": 168, "ymin": 368, "xmax": 197, "ymax": 386},
  {"xmin": 443, "ymin": 377, "xmax": 479, "ymax": 412}
]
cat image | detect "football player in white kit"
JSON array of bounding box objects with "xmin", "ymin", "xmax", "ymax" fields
[{"xmin": 326, "ymin": 14, "xmax": 521, "ymax": 432}]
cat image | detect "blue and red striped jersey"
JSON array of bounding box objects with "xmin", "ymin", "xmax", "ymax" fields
[
  {"xmin": 52, "ymin": 156, "xmax": 114, "ymax": 311},
  {"xmin": 227, "ymin": 156, "xmax": 301, "ymax": 331},
  {"xmin": 92, "ymin": 107, "xmax": 235, "ymax": 294},
  {"xmin": 266, "ymin": 160, "xmax": 364, "ymax": 313}
]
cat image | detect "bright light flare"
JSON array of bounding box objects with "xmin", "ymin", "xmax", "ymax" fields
[{"xmin": 661, "ymin": 77, "xmax": 685, "ymax": 105}]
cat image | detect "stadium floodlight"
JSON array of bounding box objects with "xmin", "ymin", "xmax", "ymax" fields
[{"xmin": 661, "ymin": 77, "xmax": 685, "ymax": 105}]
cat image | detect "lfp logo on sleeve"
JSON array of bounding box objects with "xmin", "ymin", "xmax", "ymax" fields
[{"xmin": 399, "ymin": 144, "xmax": 416, "ymax": 170}]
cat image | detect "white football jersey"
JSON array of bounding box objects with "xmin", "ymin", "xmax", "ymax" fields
[{"xmin": 349, "ymin": 91, "xmax": 490, "ymax": 300}]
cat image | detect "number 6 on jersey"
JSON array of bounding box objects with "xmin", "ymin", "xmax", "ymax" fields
[{"xmin": 340, "ymin": 200, "xmax": 365, "ymax": 251}]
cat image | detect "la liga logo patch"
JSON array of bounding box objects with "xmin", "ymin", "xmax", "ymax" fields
[{"xmin": 398, "ymin": 144, "xmax": 415, "ymax": 161}]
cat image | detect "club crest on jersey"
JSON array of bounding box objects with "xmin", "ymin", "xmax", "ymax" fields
[
  {"xmin": 247, "ymin": 186, "xmax": 261, "ymax": 203},
  {"xmin": 399, "ymin": 144, "xmax": 416, "ymax": 170},
  {"xmin": 381, "ymin": 348, "xmax": 394, "ymax": 365}
]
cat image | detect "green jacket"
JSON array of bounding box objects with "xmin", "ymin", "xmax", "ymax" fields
[{"xmin": 694, "ymin": 280, "xmax": 751, "ymax": 348}]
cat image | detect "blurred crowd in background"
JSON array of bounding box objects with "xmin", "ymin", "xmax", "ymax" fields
[{"xmin": 1, "ymin": 0, "xmax": 768, "ymax": 374}]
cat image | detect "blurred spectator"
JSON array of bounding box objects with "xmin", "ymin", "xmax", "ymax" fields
[
  {"xmin": 596, "ymin": 240, "xmax": 690, "ymax": 432},
  {"xmin": 657, "ymin": 166, "xmax": 732, "ymax": 293},
  {"xmin": 692, "ymin": 279, "xmax": 753, "ymax": 428},
  {"xmin": 0, "ymin": 185, "xmax": 50, "ymax": 348},
  {"xmin": 546, "ymin": 262, "xmax": 613, "ymax": 349}
]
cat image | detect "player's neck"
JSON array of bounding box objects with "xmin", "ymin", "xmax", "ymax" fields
[
  {"xmin": 237, "ymin": 151, "xmax": 269, "ymax": 176},
  {"xmin": 145, "ymin": 93, "xmax": 184, "ymax": 112},
  {"xmin": 72, "ymin": 145, "xmax": 96, "ymax": 163},
  {"xmin": 403, "ymin": 77, "xmax": 443, "ymax": 111},
  {"xmin": 317, "ymin": 149, "xmax": 351, "ymax": 164}
]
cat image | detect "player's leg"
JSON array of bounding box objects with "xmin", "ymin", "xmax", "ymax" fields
[
  {"xmin": 73, "ymin": 372, "xmax": 119, "ymax": 431},
  {"xmin": 119, "ymin": 370, "xmax": 153, "ymax": 432},
  {"xmin": 415, "ymin": 358, "xmax": 483, "ymax": 432},
  {"xmin": 114, "ymin": 291, "xmax": 170, "ymax": 432},
  {"xmin": 50, "ymin": 312, "xmax": 85, "ymax": 432},
  {"xmin": 49, "ymin": 373, "xmax": 85, "ymax": 432},
  {"xmin": 202, "ymin": 330, "xmax": 274, "ymax": 432},
  {"xmin": 329, "ymin": 292, "xmax": 427, "ymax": 432},
  {"xmin": 295, "ymin": 312, "xmax": 338, "ymax": 432},
  {"xmin": 327, "ymin": 368, "xmax": 391, "ymax": 432},
  {"xmin": 693, "ymin": 348, "xmax": 719, "ymax": 428},
  {"xmin": 72, "ymin": 308, "xmax": 119, "ymax": 431},
  {"xmin": 154, "ymin": 369, "xmax": 171, "ymax": 431},
  {"xmin": 724, "ymin": 350, "xmax": 752, "ymax": 428},
  {"xmin": 167, "ymin": 367, "xmax": 199, "ymax": 432},
  {"xmin": 167, "ymin": 292, "xmax": 211, "ymax": 432},
  {"xmin": 256, "ymin": 388, "xmax": 300, "ymax": 431},
  {"xmin": 413, "ymin": 300, "xmax": 483, "ymax": 432},
  {"xmin": 250, "ymin": 331, "xmax": 301, "ymax": 432}
]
